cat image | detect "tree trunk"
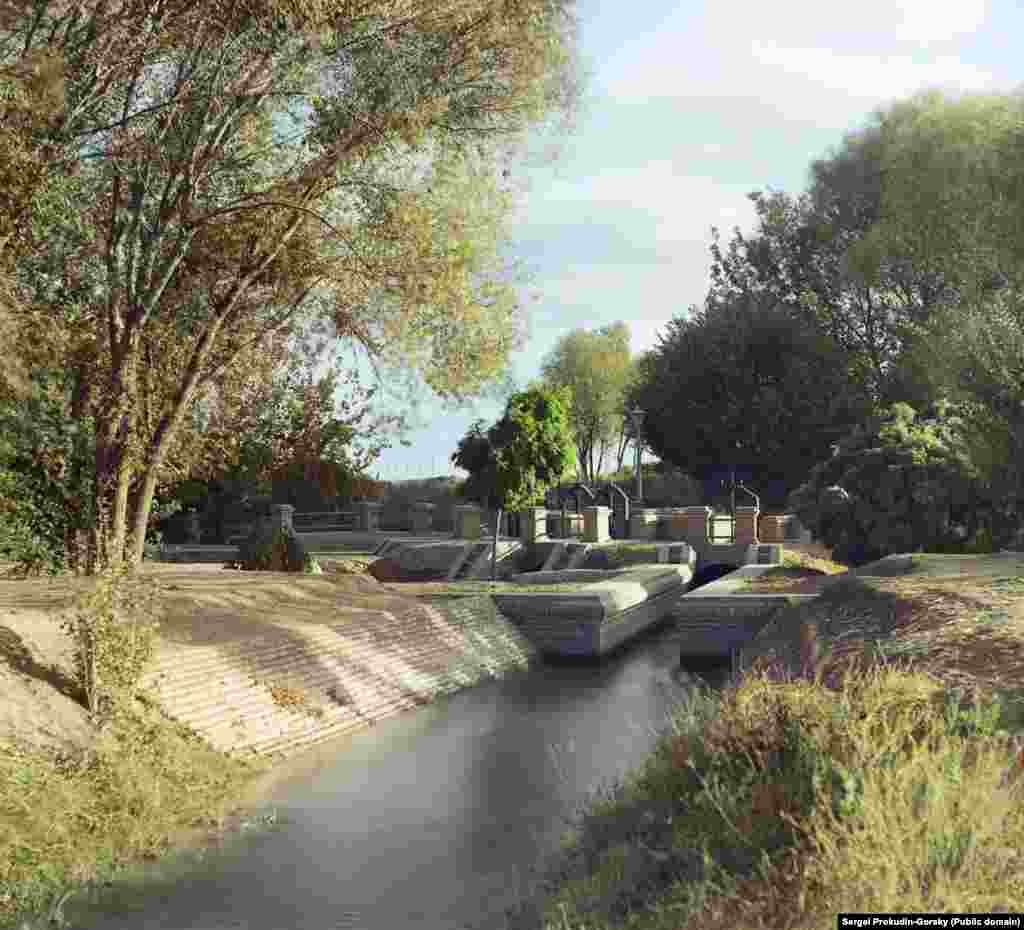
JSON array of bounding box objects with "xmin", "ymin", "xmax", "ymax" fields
[
  {"xmin": 596, "ymin": 438, "xmax": 610, "ymax": 479},
  {"xmin": 90, "ymin": 408, "xmax": 135, "ymax": 573},
  {"xmin": 615, "ymin": 424, "xmax": 629, "ymax": 474}
]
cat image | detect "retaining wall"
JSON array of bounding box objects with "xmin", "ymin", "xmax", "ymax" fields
[{"xmin": 670, "ymin": 594, "xmax": 820, "ymax": 659}]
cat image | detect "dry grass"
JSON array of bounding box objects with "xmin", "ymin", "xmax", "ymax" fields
[
  {"xmin": 739, "ymin": 551, "xmax": 849, "ymax": 592},
  {"xmin": 0, "ymin": 699, "xmax": 272, "ymax": 929},
  {"xmin": 740, "ymin": 567, "xmax": 833, "ymax": 593},
  {"xmin": 495, "ymin": 550, "xmax": 1024, "ymax": 930}
]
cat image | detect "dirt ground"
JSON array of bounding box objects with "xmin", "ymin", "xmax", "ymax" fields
[{"xmin": 740, "ymin": 556, "xmax": 1024, "ymax": 728}]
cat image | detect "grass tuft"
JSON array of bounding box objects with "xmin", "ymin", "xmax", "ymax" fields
[
  {"xmin": 0, "ymin": 699, "xmax": 271, "ymax": 928},
  {"xmin": 495, "ymin": 632, "xmax": 1024, "ymax": 929}
]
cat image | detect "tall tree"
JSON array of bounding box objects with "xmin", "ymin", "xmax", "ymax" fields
[
  {"xmin": 539, "ymin": 321, "xmax": 634, "ymax": 483},
  {"xmin": 866, "ymin": 89, "xmax": 1024, "ymax": 301},
  {"xmin": 628, "ymin": 294, "xmax": 873, "ymax": 509},
  {"xmin": 451, "ymin": 383, "xmax": 576, "ymax": 511},
  {"xmin": 0, "ymin": 0, "xmax": 588, "ymax": 573},
  {"xmin": 862, "ymin": 90, "xmax": 1024, "ymax": 530},
  {"xmin": 707, "ymin": 112, "xmax": 957, "ymax": 412}
]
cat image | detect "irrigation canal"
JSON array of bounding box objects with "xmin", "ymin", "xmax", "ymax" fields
[{"xmin": 62, "ymin": 613, "xmax": 731, "ymax": 930}]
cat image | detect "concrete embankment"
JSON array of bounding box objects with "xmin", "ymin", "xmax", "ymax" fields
[
  {"xmin": 140, "ymin": 571, "xmax": 539, "ymax": 760},
  {"xmin": 136, "ymin": 543, "xmax": 791, "ymax": 761},
  {"xmin": 666, "ymin": 564, "xmax": 818, "ymax": 670}
]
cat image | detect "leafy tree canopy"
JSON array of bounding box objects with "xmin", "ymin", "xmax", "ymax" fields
[
  {"xmin": 861, "ymin": 89, "xmax": 1024, "ymax": 533},
  {"xmin": 539, "ymin": 321, "xmax": 635, "ymax": 483},
  {"xmin": 628, "ymin": 294, "xmax": 873, "ymax": 510},
  {"xmin": 451, "ymin": 383, "xmax": 575, "ymax": 512},
  {"xmin": 707, "ymin": 114, "xmax": 957, "ymax": 411},
  {"xmin": 0, "ymin": 0, "xmax": 590, "ymax": 572}
]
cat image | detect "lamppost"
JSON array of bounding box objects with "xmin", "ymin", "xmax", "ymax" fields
[{"xmin": 629, "ymin": 406, "xmax": 644, "ymax": 505}]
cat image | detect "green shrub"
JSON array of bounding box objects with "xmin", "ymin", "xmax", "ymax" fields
[
  {"xmin": 0, "ymin": 397, "xmax": 90, "ymax": 578},
  {"xmin": 788, "ymin": 402, "xmax": 1002, "ymax": 566},
  {"xmin": 233, "ymin": 521, "xmax": 309, "ymax": 572}
]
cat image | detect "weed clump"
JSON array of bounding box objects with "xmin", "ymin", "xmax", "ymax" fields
[
  {"xmin": 58, "ymin": 560, "xmax": 161, "ymax": 717},
  {"xmin": 509, "ymin": 657, "xmax": 1024, "ymax": 930}
]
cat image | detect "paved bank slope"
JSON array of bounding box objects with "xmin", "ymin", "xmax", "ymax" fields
[{"xmin": 139, "ymin": 568, "xmax": 537, "ymax": 760}]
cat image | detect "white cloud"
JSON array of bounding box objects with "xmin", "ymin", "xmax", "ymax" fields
[
  {"xmin": 595, "ymin": 0, "xmax": 1002, "ymax": 129},
  {"xmin": 704, "ymin": 0, "xmax": 989, "ymax": 48},
  {"xmin": 514, "ymin": 161, "xmax": 757, "ymax": 237},
  {"xmin": 750, "ymin": 41, "xmax": 998, "ymax": 101},
  {"xmin": 864, "ymin": 0, "xmax": 989, "ymax": 43},
  {"xmin": 527, "ymin": 254, "xmax": 715, "ymax": 353}
]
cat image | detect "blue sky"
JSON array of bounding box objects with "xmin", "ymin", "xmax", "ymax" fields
[{"xmin": 350, "ymin": 0, "xmax": 1024, "ymax": 482}]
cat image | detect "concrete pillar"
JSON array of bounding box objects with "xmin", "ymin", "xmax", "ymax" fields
[
  {"xmin": 453, "ymin": 504, "xmax": 483, "ymax": 540},
  {"xmin": 758, "ymin": 513, "xmax": 789, "ymax": 543},
  {"xmin": 271, "ymin": 504, "xmax": 294, "ymax": 534},
  {"xmin": 562, "ymin": 511, "xmax": 584, "ymax": 538},
  {"xmin": 520, "ymin": 507, "xmax": 549, "ymax": 544},
  {"xmin": 610, "ymin": 497, "xmax": 629, "ymax": 539},
  {"xmin": 357, "ymin": 501, "xmax": 381, "ymax": 532},
  {"xmin": 411, "ymin": 501, "xmax": 435, "ymax": 534},
  {"xmin": 735, "ymin": 505, "xmax": 760, "ymax": 545},
  {"xmin": 582, "ymin": 506, "xmax": 611, "ymax": 543},
  {"xmin": 184, "ymin": 511, "xmax": 202, "ymax": 544},
  {"xmin": 629, "ymin": 507, "xmax": 659, "ymax": 540},
  {"xmin": 681, "ymin": 506, "xmax": 712, "ymax": 547}
]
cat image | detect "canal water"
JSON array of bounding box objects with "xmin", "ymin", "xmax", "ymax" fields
[{"xmin": 63, "ymin": 621, "xmax": 730, "ymax": 930}]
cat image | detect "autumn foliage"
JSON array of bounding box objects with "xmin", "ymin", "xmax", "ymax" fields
[{"xmin": 0, "ymin": 0, "xmax": 586, "ymax": 573}]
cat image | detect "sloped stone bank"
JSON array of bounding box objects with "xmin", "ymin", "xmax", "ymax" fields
[{"xmin": 138, "ymin": 571, "xmax": 538, "ymax": 760}]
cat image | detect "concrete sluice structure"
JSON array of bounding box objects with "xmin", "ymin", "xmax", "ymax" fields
[
  {"xmin": 376, "ymin": 538, "xmax": 800, "ymax": 661},
  {"xmin": 136, "ymin": 535, "xmax": 815, "ymax": 761}
]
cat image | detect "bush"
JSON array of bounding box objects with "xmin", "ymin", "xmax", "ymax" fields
[
  {"xmin": 59, "ymin": 560, "xmax": 163, "ymax": 717},
  {"xmin": 232, "ymin": 520, "xmax": 309, "ymax": 572},
  {"xmin": 0, "ymin": 391, "xmax": 93, "ymax": 577},
  {"xmin": 787, "ymin": 402, "xmax": 1001, "ymax": 566},
  {"xmin": 0, "ymin": 467, "xmax": 68, "ymax": 577}
]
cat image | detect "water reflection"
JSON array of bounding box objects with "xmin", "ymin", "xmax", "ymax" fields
[{"xmin": 64, "ymin": 624, "xmax": 725, "ymax": 930}]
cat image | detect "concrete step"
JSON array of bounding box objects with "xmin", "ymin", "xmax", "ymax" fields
[
  {"xmin": 447, "ymin": 542, "xmax": 491, "ymax": 580},
  {"xmin": 462, "ymin": 540, "xmax": 522, "ymax": 579},
  {"xmin": 565, "ymin": 543, "xmax": 592, "ymax": 570},
  {"xmin": 148, "ymin": 640, "xmax": 465, "ymax": 723},
  {"xmin": 540, "ymin": 543, "xmax": 567, "ymax": 572},
  {"xmin": 248, "ymin": 686, "xmax": 469, "ymax": 757},
  {"xmin": 197, "ymin": 667, "xmax": 488, "ymax": 759},
  {"xmin": 144, "ymin": 626, "xmax": 503, "ymax": 741},
  {"xmin": 150, "ymin": 661, "xmax": 442, "ymax": 759}
]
